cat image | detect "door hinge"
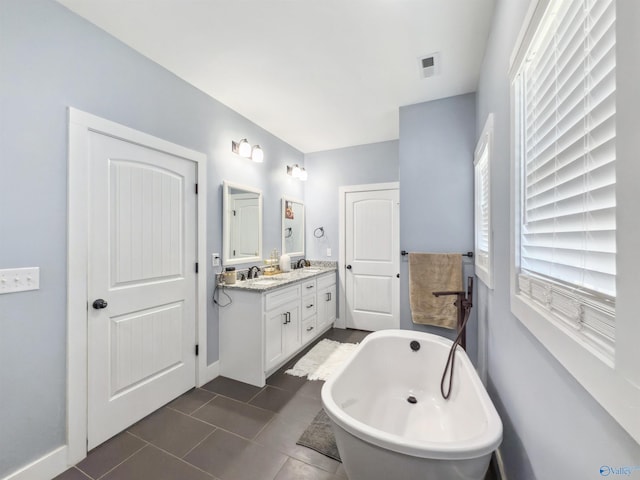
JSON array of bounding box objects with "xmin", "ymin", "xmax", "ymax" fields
[
  {"xmin": 195, "ymin": 344, "xmax": 199, "ymax": 356},
  {"xmin": 195, "ymin": 183, "xmax": 198, "ymax": 194},
  {"xmin": 195, "ymin": 262, "xmax": 199, "ymax": 273}
]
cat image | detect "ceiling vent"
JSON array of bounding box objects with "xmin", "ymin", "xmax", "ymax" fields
[{"xmin": 419, "ymin": 52, "xmax": 441, "ymax": 78}]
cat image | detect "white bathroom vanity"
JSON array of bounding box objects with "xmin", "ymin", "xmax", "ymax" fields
[{"xmin": 218, "ymin": 268, "xmax": 337, "ymax": 387}]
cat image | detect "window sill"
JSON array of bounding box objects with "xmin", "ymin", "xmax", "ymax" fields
[
  {"xmin": 475, "ymin": 263, "xmax": 493, "ymax": 290},
  {"xmin": 511, "ymin": 292, "xmax": 640, "ymax": 444}
]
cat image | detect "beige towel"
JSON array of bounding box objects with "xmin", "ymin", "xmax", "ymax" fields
[{"xmin": 409, "ymin": 253, "xmax": 462, "ymax": 329}]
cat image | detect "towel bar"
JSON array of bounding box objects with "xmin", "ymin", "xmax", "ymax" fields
[{"xmin": 401, "ymin": 250, "xmax": 474, "ymax": 258}]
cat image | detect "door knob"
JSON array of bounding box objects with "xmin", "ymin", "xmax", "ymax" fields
[
  {"xmin": 346, "ymin": 265, "xmax": 352, "ymax": 270},
  {"xmin": 92, "ymin": 299, "xmax": 108, "ymax": 309}
]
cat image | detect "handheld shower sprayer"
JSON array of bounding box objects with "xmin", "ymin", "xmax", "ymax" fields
[{"xmin": 432, "ymin": 277, "xmax": 474, "ymax": 399}]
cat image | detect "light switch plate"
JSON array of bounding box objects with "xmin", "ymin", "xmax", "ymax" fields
[
  {"xmin": 212, "ymin": 253, "xmax": 220, "ymax": 267},
  {"xmin": 0, "ymin": 267, "xmax": 40, "ymax": 294},
  {"xmin": 326, "ymin": 248, "xmax": 332, "ymax": 257}
]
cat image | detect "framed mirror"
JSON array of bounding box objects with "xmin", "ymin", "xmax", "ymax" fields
[
  {"xmin": 282, "ymin": 196, "xmax": 304, "ymax": 257},
  {"xmin": 223, "ymin": 181, "xmax": 263, "ymax": 266}
]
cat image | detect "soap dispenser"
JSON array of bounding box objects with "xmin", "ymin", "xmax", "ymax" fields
[{"xmin": 279, "ymin": 253, "xmax": 291, "ymax": 272}]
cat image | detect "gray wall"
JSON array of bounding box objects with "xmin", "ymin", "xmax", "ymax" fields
[
  {"xmin": 304, "ymin": 141, "xmax": 399, "ymax": 261},
  {"xmin": 476, "ymin": 1, "xmax": 640, "ymax": 478},
  {"xmin": 0, "ymin": 0, "xmax": 303, "ymax": 476},
  {"xmin": 398, "ymin": 93, "xmax": 478, "ymax": 363}
]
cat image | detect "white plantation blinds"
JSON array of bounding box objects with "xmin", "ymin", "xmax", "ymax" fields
[
  {"xmin": 474, "ymin": 114, "xmax": 492, "ymax": 288},
  {"xmin": 476, "ymin": 148, "xmax": 490, "ymax": 264},
  {"xmin": 520, "ymin": 0, "xmax": 616, "ymax": 298}
]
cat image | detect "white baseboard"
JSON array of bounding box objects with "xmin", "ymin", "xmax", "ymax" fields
[
  {"xmin": 198, "ymin": 360, "xmax": 219, "ymax": 387},
  {"xmin": 494, "ymin": 448, "xmax": 508, "ymax": 480},
  {"xmin": 2, "ymin": 446, "xmax": 68, "ymax": 480}
]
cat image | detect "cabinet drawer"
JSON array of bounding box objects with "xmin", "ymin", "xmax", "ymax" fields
[
  {"xmin": 302, "ymin": 293, "xmax": 317, "ymax": 319},
  {"xmin": 302, "ymin": 279, "xmax": 316, "ymax": 293},
  {"xmin": 302, "ymin": 315, "xmax": 317, "ymax": 343},
  {"xmin": 317, "ymin": 272, "xmax": 336, "ymax": 290},
  {"xmin": 265, "ymin": 284, "xmax": 301, "ymax": 311}
]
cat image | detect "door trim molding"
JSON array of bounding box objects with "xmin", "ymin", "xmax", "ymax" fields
[
  {"xmin": 66, "ymin": 108, "xmax": 207, "ymax": 465},
  {"xmin": 338, "ymin": 182, "xmax": 400, "ymax": 329}
]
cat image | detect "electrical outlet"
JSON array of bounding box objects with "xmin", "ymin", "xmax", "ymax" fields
[
  {"xmin": 212, "ymin": 253, "xmax": 220, "ymax": 267},
  {"xmin": 326, "ymin": 248, "xmax": 332, "ymax": 257},
  {"xmin": 0, "ymin": 267, "xmax": 40, "ymax": 294}
]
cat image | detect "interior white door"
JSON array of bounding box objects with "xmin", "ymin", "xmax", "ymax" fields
[
  {"xmin": 87, "ymin": 131, "xmax": 197, "ymax": 449},
  {"xmin": 345, "ymin": 189, "xmax": 400, "ymax": 331}
]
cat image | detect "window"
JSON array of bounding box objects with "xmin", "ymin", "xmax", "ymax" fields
[
  {"xmin": 514, "ymin": 0, "xmax": 616, "ymax": 360},
  {"xmin": 511, "ymin": 0, "xmax": 640, "ymax": 444},
  {"xmin": 510, "ymin": 0, "xmax": 640, "ymax": 442},
  {"xmin": 474, "ymin": 114, "xmax": 493, "ymax": 289}
]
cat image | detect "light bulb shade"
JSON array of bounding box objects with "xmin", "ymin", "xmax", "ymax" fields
[
  {"xmin": 238, "ymin": 138, "xmax": 252, "ymax": 157},
  {"xmin": 292, "ymin": 165, "xmax": 301, "ymax": 178},
  {"xmin": 251, "ymin": 145, "xmax": 264, "ymax": 163},
  {"xmin": 299, "ymin": 168, "xmax": 308, "ymax": 181}
]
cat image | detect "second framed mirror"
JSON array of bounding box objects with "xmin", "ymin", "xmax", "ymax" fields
[{"xmin": 282, "ymin": 196, "xmax": 304, "ymax": 257}]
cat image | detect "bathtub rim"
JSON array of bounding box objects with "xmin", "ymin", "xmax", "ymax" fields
[{"xmin": 321, "ymin": 329, "xmax": 503, "ymax": 461}]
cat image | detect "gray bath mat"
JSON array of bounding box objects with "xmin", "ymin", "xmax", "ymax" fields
[{"xmin": 296, "ymin": 409, "xmax": 342, "ymax": 462}]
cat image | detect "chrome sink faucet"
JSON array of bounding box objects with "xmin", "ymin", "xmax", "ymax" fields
[
  {"xmin": 296, "ymin": 258, "xmax": 306, "ymax": 269},
  {"xmin": 247, "ymin": 266, "xmax": 261, "ymax": 279}
]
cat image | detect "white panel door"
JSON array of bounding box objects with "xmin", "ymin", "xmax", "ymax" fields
[
  {"xmin": 87, "ymin": 131, "xmax": 197, "ymax": 449},
  {"xmin": 345, "ymin": 189, "xmax": 399, "ymax": 331}
]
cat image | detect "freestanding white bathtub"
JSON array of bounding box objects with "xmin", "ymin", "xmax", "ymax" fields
[{"xmin": 321, "ymin": 329, "xmax": 502, "ymax": 480}]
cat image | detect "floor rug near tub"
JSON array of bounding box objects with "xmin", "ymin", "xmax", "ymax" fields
[
  {"xmin": 296, "ymin": 409, "xmax": 341, "ymax": 462},
  {"xmin": 285, "ymin": 339, "xmax": 358, "ymax": 381}
]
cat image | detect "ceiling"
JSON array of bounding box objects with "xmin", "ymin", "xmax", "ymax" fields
[{"xmin": 57, "ymin": 0, "xmax": 495, "ymax": 153}]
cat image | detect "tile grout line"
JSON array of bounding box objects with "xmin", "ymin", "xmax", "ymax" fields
[
  {"xmin": 164, "ymin": 391, "xmax": 218, "ymax": 417},
  {"xmin": 251, "ymin": 412, "xmax": 277, "ymax": 440},
  {"xmin": 127, "ymin": 441, "xmax": 221, "ymax": 479},
  {"xmin": 93, "ymin": 441, "xmax": 149, "ymax": 480},
  {"xmin": 250, "ymin": 416, "xmax": 341, "ymax": 476},
  {"xmin": 70, "ymin": 465, "xmax": 94, "ymax": 480},
  {"xmin": 184, "ymin": 392, "xmax": 219, "ymax": 417},
  {"xmin": 180, "ymin": 427, "xmax": 218, "ymax": 459},
  {"xmin": 245, "ymin": 385, "xmax": 267, "ymax": 404}
]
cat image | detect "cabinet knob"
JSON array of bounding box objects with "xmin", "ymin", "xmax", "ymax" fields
[
  {"xmin": 306, "ymin": 326, "xmax": 314, "ymax": 332},
  {"xmin": 307, "ymin": 304, "xmax": 314, "ymax": 309}
]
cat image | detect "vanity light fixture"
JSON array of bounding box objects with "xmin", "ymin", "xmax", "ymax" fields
[
  {"xmin": 232, "ymin": 138, "xmax": 264, "ymax": 162},
  {"xmin": 251, "ymin": 145, "xmax": 264, "ymax": 163},
  {"xmin": 231, "ymin": 138, "xmax": 252, "ymax": 158},
  {"xmin": 286, "ymin": 164, "xmax": 307, "ymax": 181}
]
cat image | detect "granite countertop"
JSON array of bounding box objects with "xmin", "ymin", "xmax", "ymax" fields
[{"xmin": 221, "ymin": 266, "xmax": 337, "ymax": 292}]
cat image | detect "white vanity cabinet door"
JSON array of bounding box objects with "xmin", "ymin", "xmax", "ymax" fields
[
  {"xmin": 317, "ymin": 273, "xmax": 337, "ymax": 331},
  {"xmin": 265, "ymin": 299, "xmax": 301, "ymax": 372}
]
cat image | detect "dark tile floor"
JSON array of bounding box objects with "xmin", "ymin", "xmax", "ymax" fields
[
  {"xmin": 54, "ymin": 327, "xmax": 499, "ymax": 480},
  {"xmin": 55, "ymin": 328, "xmax": 369, "ymax": 480}
]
